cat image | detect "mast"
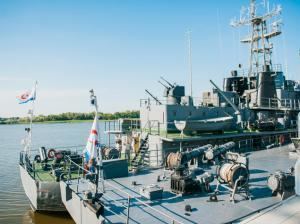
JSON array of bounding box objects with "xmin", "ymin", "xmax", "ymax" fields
[
  {"xmin": 89, "ymin": 89, "xmax": 104, "ymax": 192},
  {"xmin": 187, "ymin": 30, "xmax": 193, "ymax": 97},
  {"xmin": 231, "ymin": 0, "xmax": 282, "ymax": 84},
  {"xmin": 25, "ymin": 81, "xmax": 37, "ymax": 158}
]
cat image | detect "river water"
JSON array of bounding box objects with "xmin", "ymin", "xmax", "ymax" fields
[{"xmin": 0, "ymin": 121, "xmax": 110, "ymax": 224}]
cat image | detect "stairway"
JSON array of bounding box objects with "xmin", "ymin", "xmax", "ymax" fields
[{"xmin": 130, "ymin": 133, "xmax": 149, "ymax": 172}]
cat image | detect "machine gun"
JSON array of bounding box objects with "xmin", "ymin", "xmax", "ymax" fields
[{"xmin": 145, "ymin": 89, "xmax": 162, "ymax": 105}]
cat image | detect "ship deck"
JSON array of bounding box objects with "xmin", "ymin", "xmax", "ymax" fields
[
  {"xmin": 240, "ymin": 195, "xmax": 300, "ymax": 224},
  {"xmin": 67, "ymin": 145, "xmax": 298, "ymax": 224},
  {"xmin": 160, "ymin": 129, "xmax": 297, "ymax": 142},
  {"xmin": 29, "ymin": 162, "xmax": 82, "ymax": 182}
]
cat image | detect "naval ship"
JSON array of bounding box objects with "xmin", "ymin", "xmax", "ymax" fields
[{"xmin": 58, "ymin": 1, "xmax": 300, "ymax": 224}]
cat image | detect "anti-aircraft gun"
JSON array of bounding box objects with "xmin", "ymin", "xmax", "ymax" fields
[
  {"xmin": 166, "ymin": 142, "xmax": 236, "ymax": 194},
  {"xmin": 159, "ymin": 77, "xmax": 185, "ymax": 105}
]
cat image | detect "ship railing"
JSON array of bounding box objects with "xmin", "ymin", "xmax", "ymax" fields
[
  {"xmin": 140, "ymin": 98, "xmax": 169, "ymax": 107},
  {"xmin": 235, "ymin": 64, "xmax": 283, "ymax": 76},
  {"xmin": 104, "ymin": 118, "xmax": 140, "ymax": 133},
  {"xmin": 140, "ymin": 95, "xmax": 219, "ymax": 107},
  {"xmin": 64, "ymin": 156, "xmax": 183, "ymax": 224},
  {"xmin": 19, "ymin": 145, "xmax": 85, "ymax": 180},
  {"xmin": 158, "ymin": 131, "xmax": 296, "ymax": 156},
  {"xmin": 141, "ymin": 119, "xmax": 160, "ymax": 136},
  {"xmin": 254, "ymin": 97, "xmax": 300, "ymax": 110}
]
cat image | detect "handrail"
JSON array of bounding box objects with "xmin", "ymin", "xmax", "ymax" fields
[
  {"xmin": 141, "ymin": 119, "xmax": 160, "ymax": 135},
  {"xmin": 20, "ymin": 145, "xmax": 85, "ymax": 154},
  {"xmin": 63, "ymin": 155, "xmax": 183, "ymax": 224},
  {"xmin": 105, "ymin": 181, "xmax": 184, "ymax": 224}
]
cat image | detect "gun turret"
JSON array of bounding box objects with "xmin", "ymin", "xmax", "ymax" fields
[{"xmin": 145, "ymin": 89, "xmax": 162, "ymax": 105}]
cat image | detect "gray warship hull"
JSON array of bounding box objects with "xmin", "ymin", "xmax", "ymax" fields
[
  {"xmin": 19, "ymin": 164, "xmax": 66, "ymax": 212},
  {"xmin": 60, "ymin": 181, "xmax": 105, "ymax": 224}
]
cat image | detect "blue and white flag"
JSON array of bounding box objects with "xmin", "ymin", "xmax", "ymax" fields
[
  {"xmin": 17, "ymin": 84, "xmax": 36, "ymax": 104},
  {"xmin": 83, "ymin": 115, "xmax": 99, "ymax": 163}
]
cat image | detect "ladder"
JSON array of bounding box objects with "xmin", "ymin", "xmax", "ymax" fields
[{"xmin": 130, "ymin": 133, "xmax": 149, "ymax": 172}]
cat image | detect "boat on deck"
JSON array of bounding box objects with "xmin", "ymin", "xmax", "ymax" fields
[{"xmin": 174, "ymin": 116, "xmax": 234, "ymax": 134}]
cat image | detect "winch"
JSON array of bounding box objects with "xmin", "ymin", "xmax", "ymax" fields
[
  {"xmin": 267, "ymin": 168, "xmax": 295, "ymax": 199},
  {"xmin": 215, "ymin": 152, "xmax": 250, "ymax": 202},
  {"xmin": 170, "ymin": 166, "xmax": 213, "ymax": 194}
]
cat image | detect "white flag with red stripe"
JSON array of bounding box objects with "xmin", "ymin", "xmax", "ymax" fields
[{"xmin": 83, "ymin": 115, "xmax": 99, "ymax": 162}]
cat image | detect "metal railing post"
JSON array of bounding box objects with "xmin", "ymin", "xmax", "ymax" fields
[
  {"xmin": 126, "ymin": 196, "xmax": 131, "ymax": 224},
  {"xmin": 33, "ymin": 162, "xmax": 35, "ymax": 180}
]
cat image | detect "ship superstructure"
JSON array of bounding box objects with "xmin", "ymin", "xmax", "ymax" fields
[{"xmin": 135, "ymin": 0, "xmax": 300, "ymax": 169}]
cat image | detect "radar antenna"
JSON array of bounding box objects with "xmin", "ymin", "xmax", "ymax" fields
[{"xmin": 231, "ymin": 0, "xmax": 282, "ymax": 81}]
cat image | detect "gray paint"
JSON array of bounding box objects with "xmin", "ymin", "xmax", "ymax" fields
[
  {"xmin": 19, "ymin": 165, "xmax": 66, "ymax": 212},
  {"xmin": 60, "ymin": 181, "xmax": 105, "ymax": 224}
]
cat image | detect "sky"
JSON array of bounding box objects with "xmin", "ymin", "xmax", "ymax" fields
[{"xmin": 0, "ymin": 0, "xmax": 300, "ymax": 117}]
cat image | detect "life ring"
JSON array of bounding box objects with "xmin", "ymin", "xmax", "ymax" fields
[{"xmin": 48, "ymin": 149, "xmax": 56, "ymax": 158}]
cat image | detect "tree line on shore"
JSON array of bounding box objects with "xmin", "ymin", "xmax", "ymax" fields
[{"xmin": 0, "ymin": 110, "xmax": 140, "ymax": 124}]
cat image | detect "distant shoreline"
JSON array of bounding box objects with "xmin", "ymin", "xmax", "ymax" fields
[
  {"xmin": 0, "ymin": 111, "xmax": 139, "ymax": 125},
  {"xmin": 0, "ymin": 119, "xmax": 95, "ymax": 125}
]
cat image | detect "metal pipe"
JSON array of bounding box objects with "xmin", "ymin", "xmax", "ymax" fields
[
  {"xmin": 298, "ymin": 113, "xmax": 300, "ymax": 138},
  {"xmin": 126, "ymin": 196, "xmax": 130, "ymax": 224}
]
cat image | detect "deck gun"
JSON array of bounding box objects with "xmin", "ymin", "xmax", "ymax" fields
[
  {"xmin": 210, "ymin": 80, "xmax": 243, "ymax": 129},
  {"xmin": 145, "ymin": 89, "xmax": 162, "ymax": 105}
]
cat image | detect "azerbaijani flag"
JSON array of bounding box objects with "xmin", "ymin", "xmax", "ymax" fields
[
  {"xmin": 83, "ymin": 115, "xmax": 99, "ymax": 162},
  {"xmin": 17, "ymin": 84, "xmax": 36, "ymax": 104}
]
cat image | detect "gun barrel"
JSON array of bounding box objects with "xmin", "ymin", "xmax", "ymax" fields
[
  {"xmin": 158, "ymin": 81, "xmax": 169, "ymax": 89},
  {"xmin": 145, "ymin": 89, "xmax": 162, "ymax": 105},
  {"xmin": 166, "ymin": 144, "xmax": 212, "ymax": 169},
  {"xmin": 160, "ymin": 76, "xmax": 174, "ymax": 88},
  {"xmin": 204, "ymin": 142, "xmax": 236, "ymax": 161}
]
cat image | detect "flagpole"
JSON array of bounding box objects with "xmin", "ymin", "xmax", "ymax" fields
[
  {"xmin": 89, "ymin": 89, "xmax": 104, "ymax": 193},
  {"xmin": 28, "ymin": 81, "xmax": 37, "ymax": 158}
]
